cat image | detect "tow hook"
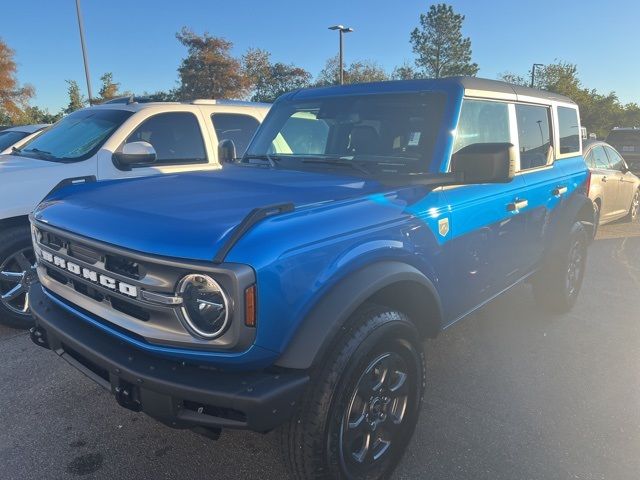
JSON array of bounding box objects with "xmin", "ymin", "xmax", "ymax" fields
[
  {"xmin": 114, "ymin": 380, "xmax": 142, "ymax": 412},
  {"xmin": 29, "ymin": 326, "xmax": 49, "ymax": 349}
]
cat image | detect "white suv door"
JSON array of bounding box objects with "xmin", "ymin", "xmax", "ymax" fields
[{"xmin": 98, "ymin": 109, "xmax": 217, "ymax": 180}]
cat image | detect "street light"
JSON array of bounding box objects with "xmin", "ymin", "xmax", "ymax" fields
[
  {"xmin": 75, "ymin": 0, "xmax": 94, "ymax": 105},
  {"xmin": 328, "ymin": 25, "xmax": 354, "ymax": 85},
  {"xmin": 530, "ymin": 63, "xmax": 544, "ymax": 89}
]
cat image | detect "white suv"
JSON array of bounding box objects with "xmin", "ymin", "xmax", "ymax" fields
[{"xmin": 0, "ymin": 99, "xmax": 270, "ymax": 327}]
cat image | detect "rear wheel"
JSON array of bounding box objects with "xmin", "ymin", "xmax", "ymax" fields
[
  {"xmin": 281, "ymin": 305, "xmax": 425, "ymax": 480},
  {"xmin": 533, "ymin": 221, "xmax": 588, "ymax": 313},
  {"xmin": 0, "ymin": 226, "xmax": 37, "ymax": 329},
  {"xmin": 626, "ymin": 188, "xmax": 639, "ymax": 222}
]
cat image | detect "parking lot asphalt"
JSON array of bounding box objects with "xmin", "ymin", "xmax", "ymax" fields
[{"xmin": 1, "ymin": 220, "xmax": 639, "ymax": 480}]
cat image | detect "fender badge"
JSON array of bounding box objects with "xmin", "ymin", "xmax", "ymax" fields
[{"xmin": 438, "ymin": 218, "xmax": 450, "ymax": 237}]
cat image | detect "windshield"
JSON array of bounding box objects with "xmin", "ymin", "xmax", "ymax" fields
[
  {"xmin": 245, "ymin": 92, "xmax": 447, "ymax": 176},
  {"xmin": 14, "ymin": 109, "xmax": 133, "ymax": 162},
  {"xmin": 0, "ymin": 130, "xmax": 30, "ymax": 151}
]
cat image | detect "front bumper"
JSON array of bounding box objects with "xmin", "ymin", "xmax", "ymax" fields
[{"xmin": 29, "ymin": 284, "xmax": 308, "ymax": 432}]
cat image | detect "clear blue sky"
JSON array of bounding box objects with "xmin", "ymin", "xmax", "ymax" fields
[{"xmin": 3, "ymin": 0, "xmax": 638, "ymax": 112}]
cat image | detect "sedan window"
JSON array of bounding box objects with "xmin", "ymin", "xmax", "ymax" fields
[{"xmin": 590, "ymin": 146, "xmax": 611, "ymax": 170}]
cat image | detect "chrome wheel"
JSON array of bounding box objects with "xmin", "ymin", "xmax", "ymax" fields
[
  {"xmin": 631, "ymin": 190, "xmax": 639, "ymax": 221},
  {"xmin": 566, "ymin": 238, "xmax": 585, "ymax": 298},
  {"xmin": 340, "ymin": 352, "xmax": 410, "ymax": 473},
  {"xmin": 0, "ymin": 247, "xmax": 37, "ymax": 316}
]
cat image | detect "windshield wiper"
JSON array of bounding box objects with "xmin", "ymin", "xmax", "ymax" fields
[
  {"xmin": 242, "ymin": 154, "xmax": 281, "ymax": 168},
  {"xmin": 301, "ymin": 157, "xmax": 372, "ymax": 176},
  {"xmin": 22, "ymin": 147, "xmax": 56, "ymax": 159}
]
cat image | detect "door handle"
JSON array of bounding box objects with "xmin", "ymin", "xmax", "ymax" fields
[
  {"xmin": 552, "ymin": 186, "xmax": 568, "ymax": 196},
  {"xmin": 507, "ymin": 199, "xmax": 528, "ymax": 212},
  {"xmin": 602, "ymin": 176, "xmax": 607, "ymax": 182}
]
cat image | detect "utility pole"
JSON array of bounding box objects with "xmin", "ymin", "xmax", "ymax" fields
[
  {"xmin": 530, "ymin": 63, "xmax": 544, "ymax": 88},
  {"xmin": 329, "ymin": 25, "xmax": 354, "ymax": 85},
  {"xmin": 75, "ymin": 0, "xmax": 94, "ymax": 105}
]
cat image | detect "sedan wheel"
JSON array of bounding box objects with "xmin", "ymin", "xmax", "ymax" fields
[{"xmin": 630, "ymin": 189, "xmax": 639, "ymax": 222}]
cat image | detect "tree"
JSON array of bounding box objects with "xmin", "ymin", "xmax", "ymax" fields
[
  {"xmin": 143, "ymin": 89, "xmax": 179, "ymax": 102},
  {"xmin": 175, "ymin": 27, "xmax": 248, "ymax": 100},
  {"xmin": 243, "ymin": 48, "xmax": 311, "ymax": 103},
  {"xmin": 316, "ymin": 56, "xmax": 389, "ymax": 86},
  {"xmin": 392, "ymin": 62, "xmax": 420, "ymax": 80},
  {"xmin": 64, "ymin": 80, "xmax": 86, "ymax": 114},
  {"xmin": 499, "ymin": 61, "xmax": 630, "ymax": 138},
  {"xmin": 0, "ymin": 38, "xmax": 35, "ymax": 123},
  {"xmin": 19, "ymin": 106, "xmax": 62, "ymax": 124},
  {"xmin": 410, "ymin": 3, "xmax": 478, "ymax": 78},
  {"xmin": 98, "ymin": 72, "xmax": 121, "ymax": 102}
]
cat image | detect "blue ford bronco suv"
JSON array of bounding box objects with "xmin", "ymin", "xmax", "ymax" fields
[{"xmin": 29, "ymin": 78, "xmax": 593, "ymax": 479}]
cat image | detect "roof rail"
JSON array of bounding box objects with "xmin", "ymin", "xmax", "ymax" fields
[{"xmin": 190, "ymin": 99, "xmax": 271, "ymax": 107}]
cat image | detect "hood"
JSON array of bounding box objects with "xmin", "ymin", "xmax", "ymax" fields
[
  {"xmin": 33, "ymin": 165, "xmax": 386, "ymax": 261},
  {"xmin": 0, "ymin": 153, "xmax": 57, "ymax": 173},
  {"xmin": 1, "ymin": 153, "xmax": 97, "ymax": 219}
]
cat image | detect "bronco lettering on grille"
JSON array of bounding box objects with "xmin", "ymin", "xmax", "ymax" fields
[{"xmin": 41, "ymin": 250, "xmax": 138, "ymax": 298}]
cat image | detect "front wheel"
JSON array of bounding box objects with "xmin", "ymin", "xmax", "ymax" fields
[
  {"xmin": 0, "ymin": 225, "xmax": 37, "ymax": 329},
  {"xmin": 533, "ymin": 221, "xmax": 589, "ymax": 313},
  {"xmin": 281, "ymin": 305, "xmax": 425, "ymax": 480},
  {"xmin": 626, "ymin": 188, "xmax": 639, "ymax": 223}
]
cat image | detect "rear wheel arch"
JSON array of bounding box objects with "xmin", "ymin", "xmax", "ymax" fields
[
  {"xmin": 275, "ymin": 261, "xmax": 443, "ymax": 370},
  {"xmin": 576, "ymin": 198, "xmax": 596, "ymax": 238}
]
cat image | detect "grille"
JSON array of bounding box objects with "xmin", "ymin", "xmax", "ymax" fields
[
  {"xmin": 35, "ymin": 228, "xmax": 159, "ymax": 322},
  {"xmin": 105, "ymin": 254, "xmax": 142, "ymax": 279}
]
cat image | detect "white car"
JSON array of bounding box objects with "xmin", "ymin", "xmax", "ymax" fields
[
  {"xmin": 0, "ymin": 99, "xmax": 270, "ymax": 327},
  {"xmin": 0, "ymin": 124, "xmax": 49, "ymax": 154}
]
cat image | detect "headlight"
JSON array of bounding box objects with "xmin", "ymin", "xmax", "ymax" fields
[{"xmin": 177, "ymin": 274, "xmax": 231, "ymax": 339}]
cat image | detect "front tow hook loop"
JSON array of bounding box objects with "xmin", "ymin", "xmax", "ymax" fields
[
  {"xmin": 29, "ymin": 326, "xmax": 49, "ymax": 349},
  {"xmin": 114, "ymin": 381, "xmax": 142, "ymax": 412}
]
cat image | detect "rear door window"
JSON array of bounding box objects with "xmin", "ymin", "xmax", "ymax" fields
[
  {"xmin": 211, "ymin": 113, "xmax": 260, "ymax": 156},
  {"xmin": 557, "ymin": 106, "xmax": 580, "ymax": 155},
  {"xmin": 604, "ymin": 146, "xmax": 626, "ymax": 171},
  {"xmin": 515, "ymin": 104, "xmax": 552, "ymax": 170},
  {"xmin": 125, "ymin": 112, "xmax": 207, "ymax": 165}
]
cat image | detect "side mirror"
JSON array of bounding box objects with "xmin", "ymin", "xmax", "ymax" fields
[
  {"xmin": 113, "ymin": 141, "xmax": 157, "ymax": 169},
  {"xmin": 452, "ymin": 142, "xmax": 516, "ymax": 184},
  {"xmin": 218, "ymin": 139, "xmax": 237, "ymax": 163}
]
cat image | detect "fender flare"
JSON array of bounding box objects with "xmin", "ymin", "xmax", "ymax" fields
[
  {"xmin": 275, "ymin": 261, "xmax": 442, "ymax": 370},
  {"xmin": 548, "ymin": 191, "xmax": 595, "ymax": 254}
]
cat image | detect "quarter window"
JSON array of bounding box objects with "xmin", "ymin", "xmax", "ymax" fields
[
  {"xmin": 453, "ymin": 99, "xmax": 510, "ymax": 153},
  {"xmin": 125, "ymin": 112, "xmax": 206, "ymax": 165},
  {"xmin": 515, "ymin": 104, "xmax": 551, "ymax": 170},
  {"xmin": 557, "ymin": 106, "xmax": 580, "ymax": 154},
  {"xmin": 211, "ymin": 113, "xmax": 260, "ymax": 156}
]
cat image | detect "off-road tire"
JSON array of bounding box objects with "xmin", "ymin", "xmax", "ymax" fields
[
  {"xmin": 281, "ymin": 304, "xmax": 425, "ymax": 480},
  {"xmin": 532, "ymin": 221, "xmax": 589, "ymax": 313}
]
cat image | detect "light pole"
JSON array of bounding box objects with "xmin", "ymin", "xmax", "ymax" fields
[
  {"xmin": 328, "ymin": 25, "xmax": 354, "ymax": 85},
  {"xmin": 530, "ymin": 63, "xmax": 544, "ymax": 89},
  {"xmin": 75, "ymin": 0, "xmax": 94, "ymax": 105}
]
